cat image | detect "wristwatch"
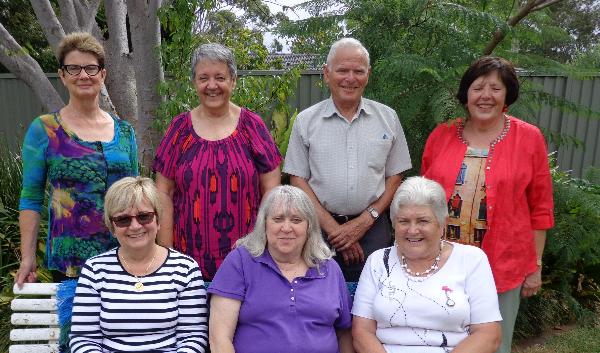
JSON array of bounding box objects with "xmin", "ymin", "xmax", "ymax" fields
[{"xmin": 367, "ymin": 206, "xmax": 379, "ymax": 220}]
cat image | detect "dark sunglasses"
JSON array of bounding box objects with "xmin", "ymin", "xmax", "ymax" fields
[
  {"xmin": 110, "ymin": 212, "xmax": 156, "ymax": 228},
  {"xmin": 61, "ymin": 64, "xmax": 103, "ymax": 76}
]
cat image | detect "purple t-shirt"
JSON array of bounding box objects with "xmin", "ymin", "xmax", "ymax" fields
[{"xmin": 208, "ymin": 246, "xmax": 352, "ymax": 353}]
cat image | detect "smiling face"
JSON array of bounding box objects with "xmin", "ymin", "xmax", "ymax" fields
[
  {"xmin": 265, "ymin": 206, "xmax": 308, "ymax": 260},
  {"xmin": 59, "ymin": 50, "xmax": 105, "ymax": 100},
  {"xmin": 466, "ymin": 70, "xmax": 507, "ymax": 124},
  {"xmin": 323, "ymin": 46, "xmax": 370, "ymax": 110},
  {"xmin": 111, "ymin": 198, "xmax": 158, "ymax": 253},
  {"xmin": 193, "ymin": 59, "xmax": 236, "ymax": 112},
  {"xmin": 394, "ymin": 205, "xmax": 444, "ymax": 261}
]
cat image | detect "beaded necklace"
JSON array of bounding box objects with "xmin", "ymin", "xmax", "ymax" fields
[{"xmin": 400, "ymin": 241, "xmax": 444, "ymax": 282}]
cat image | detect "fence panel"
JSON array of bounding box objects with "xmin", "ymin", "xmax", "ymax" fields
[{"xmin": 1, "ymin": 72, "xmax": 598, "ymax": 178}]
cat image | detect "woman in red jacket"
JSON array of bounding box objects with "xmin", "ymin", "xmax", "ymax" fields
[{"xmin": 421, "ymin": 56, "xmax": 554, "ymax": 353}]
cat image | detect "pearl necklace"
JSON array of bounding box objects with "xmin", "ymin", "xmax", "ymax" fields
[
  {"xmin": 120, "ymin": 247, "xmax": 157, "ymax": 292},
  {"xmin": 400, "ymin": 241, "xmax": 443, "ymax": 281}
]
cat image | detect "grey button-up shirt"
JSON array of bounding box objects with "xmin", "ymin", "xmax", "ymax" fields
[{"xmin": 284, "ymin": 97, "xmax": 412, "ymax": 215}]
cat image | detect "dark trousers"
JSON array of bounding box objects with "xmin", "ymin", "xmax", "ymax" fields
[{"xmin": 325, "ymin": 212, "xmax": 393, "ymax": 281}]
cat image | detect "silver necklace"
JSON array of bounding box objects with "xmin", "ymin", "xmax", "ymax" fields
[
  {"xmin": 400, "ymin": 241, "xmax": 443, "ymax": 281},
  {"xmin": 120, "ymin": 247, "xmax": 157, "ymax": 292}
]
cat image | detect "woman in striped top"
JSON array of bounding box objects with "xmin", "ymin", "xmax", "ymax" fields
[{"xmin": 69, "ymin": 177, "xmax": 208, "ymax": 353}]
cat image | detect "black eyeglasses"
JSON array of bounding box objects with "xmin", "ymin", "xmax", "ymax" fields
[
  {"xmin": 61, "ymin": 64, "xmax": 103, "ymax": 76},
  {"xmin": 110, "ymin": 212, "xmax": 156, "ymax": 228}
]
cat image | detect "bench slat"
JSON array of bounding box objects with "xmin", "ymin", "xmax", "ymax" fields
[
  {"xmin": 10, "ymin": 328, "xmax": 60, "ymax": 341},
  {"xmin": 9, "ymin": 344, "xmax": 60, "ymax": 353},
  {"xmin": 11, "ymin": 298, "xmax": 57, "ymax": 311},
  {"xmin": 11, "ymin": 313, "xmax": 59, "ymax": 326},
  {"xmin": 12, "ymin": 283, "xmax": 58, "ymax": 295}
]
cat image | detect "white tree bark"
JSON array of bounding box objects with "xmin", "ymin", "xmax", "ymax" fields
[
  {"xmin": 0, "ymin": 23, "xmax": 64, "ymax": 112},
  {"xmin": 2, "ymin": 0, "xmax": 167, "ymax": 167},
  {"xmin": 104, "ymin": 0, "xmax": 138, "ymax": 122},
  {"xmin": 127, "ymin": 0, "xmax": 164, "ymax": 167},
  {"xmin": 30, "ymin": 0, "xmax": 65, "ymax": 58}
]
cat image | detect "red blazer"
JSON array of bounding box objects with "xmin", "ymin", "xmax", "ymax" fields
[{"xmin": 422, "ymin": 116, "xmax": 554, "ymax": 293}]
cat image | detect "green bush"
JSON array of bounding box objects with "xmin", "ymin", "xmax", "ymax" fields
[{"xmin": 515, "ymin": 167, "xmax": 600, "ymax": 338}]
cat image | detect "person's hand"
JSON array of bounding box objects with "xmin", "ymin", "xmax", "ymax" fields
[
  {"xmin": 328, "ymin": 213, "xmax": 372, "ymax": 250},
  {"xmin": 521, "ymin": 266, "xmax": 542, "ymax": 297},
  {"xmin": 15, "ymin": 258, "xmax": 37, "ymax": 289},
  {"xmin": 339, "ymin": 242, "xmax": 365, "ymax": 266}
]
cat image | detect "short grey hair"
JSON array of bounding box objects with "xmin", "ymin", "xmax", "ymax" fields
[
  {"xmin": 390, "ymin": 176, "xmax": 448, "ymax": 226},
  {"xmin": 104, "ymin": 177, "xmax": 161, "ymax": 233},
  {"xmin": 236, "ymin": 185, "xmax": 334, "ymax": 268},
  {"xmin": 326, "ymin": 37, "xmax": 370, "ymax": 70},
  {"xmin": 190, "ymin": 43, "xmax": 237, "ymax": 81}
]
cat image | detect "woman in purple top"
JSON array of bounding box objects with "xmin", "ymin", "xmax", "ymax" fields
[
  {"xmin": 154, "ymin": 43, "xmax": 282, "ymax": 280},
  {"xmin": 209, "ymin": 185, "xmax": 354, "ymax": 353}
]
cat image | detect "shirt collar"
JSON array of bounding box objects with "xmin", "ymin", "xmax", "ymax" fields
[
  {"xmin": 322, "ymin": 97, "xmax": 370, "ymax": 122},
  {"xmin": 255, "ymin": 249, "xmax": 328, "ymax": 279}
]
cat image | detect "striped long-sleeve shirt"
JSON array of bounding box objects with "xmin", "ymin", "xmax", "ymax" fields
[{"xmin": 69, "ymin": 247, "xmax": 208, "ymax": 353}]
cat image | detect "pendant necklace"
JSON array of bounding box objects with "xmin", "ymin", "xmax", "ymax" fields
[{"xmin": 120, "ymin": 247, "xmax": 157, "ymax": 292}]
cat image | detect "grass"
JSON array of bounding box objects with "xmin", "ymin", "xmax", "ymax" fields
[{"xmin": 514, "ymin": 325, "xmax": 600, "ymax": 353}]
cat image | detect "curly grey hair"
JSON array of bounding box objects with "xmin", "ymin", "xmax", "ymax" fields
[{"xmin": 390, "ymin": 176, "xmax": 448, "ymax": 226}]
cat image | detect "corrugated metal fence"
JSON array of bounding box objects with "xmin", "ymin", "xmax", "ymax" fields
[{"xmin": 1, "ymin": 72, "xmax": 598, "ymax": 178}]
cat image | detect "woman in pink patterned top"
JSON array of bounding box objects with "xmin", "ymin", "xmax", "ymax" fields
[{"xmin": 153, "ymin": 43, "xmax": 282, "ymax": 280}]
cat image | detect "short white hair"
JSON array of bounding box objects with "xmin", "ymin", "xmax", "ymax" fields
[
  {"xmin": 390, "ymin": 176, "xmax": 448, "ymax": 226},
  {"xmin": 326, "ymin": 37, "xmax": 370, "ymax": 70}
]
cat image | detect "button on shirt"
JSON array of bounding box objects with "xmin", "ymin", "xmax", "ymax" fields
[
  {"xmin": 284, "ymin": 97, "xmax": 412, "ymax": 215},
  {"xmin": 208, "ymin": 247, "xmax": 352, "ymax": 353}
]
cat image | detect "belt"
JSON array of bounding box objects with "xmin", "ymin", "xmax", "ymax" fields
[{"xmin": 330, "ymin": 212, "xmax": 360, "ymax": 224}]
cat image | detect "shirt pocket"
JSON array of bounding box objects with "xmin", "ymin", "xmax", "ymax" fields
[{"xmin": 367, "ymin": 140, "xmax": 392, "ymax": 172}]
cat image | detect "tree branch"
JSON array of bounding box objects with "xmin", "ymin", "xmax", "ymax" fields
[
  {"xmin": 74, "ymin": 0, "xmax": 101, "ymax": 32},
  {"xmin": 57, "ymin": 0, "xmax": 80, "ymax": 33},
  {"xmin": 0, "ymin": 23, "xmax": 64, "ymax": 111},
  {"xmin": 532, "ymin": 0, "xmax": 564, "ymax": 12},
  {"xmin": 30, "ymin": 0, "xmax": 65, "ymax": 57},
  {"xmin": 482, "ymin": 0, "xmax": 565, "ymax": 55}
]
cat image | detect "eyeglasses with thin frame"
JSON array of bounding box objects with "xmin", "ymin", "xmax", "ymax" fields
[
  {"xmin": 110, "ymin": 212, "xmax": 156, "ymax": 228},
  {"xmin": 61, "ymin": 64, "xmax": 103, "ymax": 76}
]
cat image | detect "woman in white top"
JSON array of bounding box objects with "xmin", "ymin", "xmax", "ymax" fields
[
  {"xmin": 352, "ymin": 176, "xmax": 501, "ymax": 353},
  {"xmin": 69, "ymin": 177, "xmax": 208, "ymax": 353}
]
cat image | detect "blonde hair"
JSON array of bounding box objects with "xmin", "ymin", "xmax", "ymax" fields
[
  {"xmin": 58, "ymin": 32, "xmax": 105, "ymax": 67},
  {"xmin": 236, "ymin": 185, "xmax": 334, "ymax": 268},
  {"xmin": 103, "ymin": 177, "xmax": 161, "ymax": 233}
]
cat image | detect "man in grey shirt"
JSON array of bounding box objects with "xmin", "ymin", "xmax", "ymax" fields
[{"xmin": 284, "ymin": 38, "xmax": 412, "ymax": 281}]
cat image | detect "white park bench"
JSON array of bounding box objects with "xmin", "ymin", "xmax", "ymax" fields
[{"xmin": 10, "ymin": 282, "xmax": 60, "ymax": 353}]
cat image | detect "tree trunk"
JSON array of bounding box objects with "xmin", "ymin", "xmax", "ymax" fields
[
  {"xmin": 127, "ymin": 0, "xmax": 164, "ymax": 170},
  {"xmin": 0, "ymin": 23, "xmax": 64, "ymax": 112}
]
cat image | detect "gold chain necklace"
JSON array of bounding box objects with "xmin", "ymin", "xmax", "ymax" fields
[{"xmin": 120, "ymin": 247, "xmax": 157, "ymax": 292}]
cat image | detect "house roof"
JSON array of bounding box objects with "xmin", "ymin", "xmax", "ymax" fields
[{"xmin": 265, "ymin": 53, "xmax": 324, "ymax": 70}]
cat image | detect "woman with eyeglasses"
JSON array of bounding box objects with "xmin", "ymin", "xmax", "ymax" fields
[
  {"xmin": 16, "ymin": 32, "xmax": 138, "ymax": 286},
  {"xmin": 69, "ymin": 176, "xmax": 208, "ymax": 353}
]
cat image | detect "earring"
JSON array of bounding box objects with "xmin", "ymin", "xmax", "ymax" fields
[{"xmin": 502, "ymin": 105, "xmax": 508, "ymax": 113}]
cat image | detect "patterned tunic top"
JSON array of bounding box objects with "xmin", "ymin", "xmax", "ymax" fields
[
  {"xmin": 19, "ymin": 113, "xmax": 138, "ymax": 277},
  {"xmin": 153, "ymin": 108, "xmax": 282, "ymax": 279},
  {"xmin": 69, "ymin": 248, "xmax": 208, "ymax": 353}
]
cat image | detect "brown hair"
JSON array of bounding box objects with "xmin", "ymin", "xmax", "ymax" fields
[
  {"xmin": 456, "ymin": 56, "xmax": 519, "ymax": 107},
  {"xmin": 58, "ymin": 32, "xmax": 105, "ymax": 67}
]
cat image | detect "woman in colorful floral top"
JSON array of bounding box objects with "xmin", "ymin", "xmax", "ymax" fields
[
  {"xmin": 16, "ymin": 32, "xmax": 138, "ymax": 285},
  {"xmin": 154, "ymin": 43, "xmax": 282, "ymax": 280}
]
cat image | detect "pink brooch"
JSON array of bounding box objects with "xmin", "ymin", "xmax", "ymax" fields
[{"xmin": 442, "ymin": 286, "xmax": 455, "ymax": 307}]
